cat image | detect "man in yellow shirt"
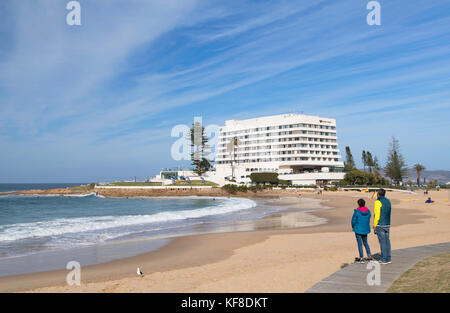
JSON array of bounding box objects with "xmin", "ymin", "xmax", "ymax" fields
[{"xmin": 373, "ymin": 188, "xmax": 392, "ymax": 264}]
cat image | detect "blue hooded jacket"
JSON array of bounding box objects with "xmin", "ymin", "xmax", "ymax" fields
[{"xmin": 351, "ymin": 207, "xmax": 371, "ymax": 235}]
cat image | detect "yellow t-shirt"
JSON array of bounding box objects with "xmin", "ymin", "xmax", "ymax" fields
[{"xmin": 373, "ymin": 200, "xmax": 382, "ymax": 228}]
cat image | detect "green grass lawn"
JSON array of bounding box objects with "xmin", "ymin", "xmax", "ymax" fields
[
  {"xmin": 105, "ymin": 182, "xmax": 163, "ymax": 186},
  {"xmin": 68, "ymin": 183, "xmax": 95, "ymax": 191},
  {"xmin": 388, "ymin": 253, "xmax": 450, "ymax": 293},
  {"xmin": 169, "ymin": 180, "xmax": 218, "ymax": 186},
  {"xmin": 98, "ymin": 181, "xmax": 217, "ymax": 187}
]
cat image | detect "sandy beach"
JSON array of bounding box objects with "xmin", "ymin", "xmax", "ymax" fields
[{"xmin": 1, "ymin": 189, "xmax": 449, "ymax": 293}]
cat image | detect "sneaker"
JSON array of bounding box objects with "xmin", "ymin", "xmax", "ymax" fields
[
  {"xmin": 354, "ymin": 257, "xmax": 365, "ymax": 263},
  {"xmin": 379, "ymin": 261, "xmax": 389, "ymax": 265}
]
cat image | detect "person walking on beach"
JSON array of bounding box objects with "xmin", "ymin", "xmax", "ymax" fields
[
  {"xmin": 373, "ymin": 188, "xmax": 392, "ymax": 264},
  {"xmin": 351, "ymin": 199, "xmax": 372, "ymax": 263}
]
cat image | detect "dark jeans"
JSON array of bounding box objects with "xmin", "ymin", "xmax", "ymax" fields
[
  {"xmin": 355, "ymin": 233, "xmax": 371, "ymax": 258},
  {"xmin": 376, "ymin": 225, "xmax": 391, "ymax": 262}
]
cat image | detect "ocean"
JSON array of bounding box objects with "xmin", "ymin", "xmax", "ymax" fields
[{"xmin": 0, "ymin": 184, "xmax": 278, "ymax": 276}]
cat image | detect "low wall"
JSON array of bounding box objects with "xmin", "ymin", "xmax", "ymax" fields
[
  {"xmin": 92, "ymin": 186, "xmax": 302, "ymax": 198},
  {"xmin": 96, "ymin": 185, "xmax": 213, "ymax": 189}
]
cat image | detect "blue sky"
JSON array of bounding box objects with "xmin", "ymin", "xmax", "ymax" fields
[{"xmin": 0, "ymin": 0, "xmax": 449, "ymax": 183}]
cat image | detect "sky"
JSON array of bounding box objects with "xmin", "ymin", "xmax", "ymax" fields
[{"xmin": 0, "ymin": 0, "xmax": 449, "ymax": 183}]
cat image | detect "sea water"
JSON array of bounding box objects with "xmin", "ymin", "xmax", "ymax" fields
[{"xmin": 0, "ymin": 185, "xmax": 277, "ymax": 276}]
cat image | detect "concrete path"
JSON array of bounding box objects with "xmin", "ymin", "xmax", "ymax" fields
[{"xmin": 306, "ymin": 242, "xmax": 450, "ymax": 293}]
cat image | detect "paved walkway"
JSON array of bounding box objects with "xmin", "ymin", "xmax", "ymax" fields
[{"xmin": 306, "ymin": 242, "xmax": 450, "ymax": 293}]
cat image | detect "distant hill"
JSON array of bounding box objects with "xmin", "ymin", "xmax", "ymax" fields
[{"xmin": 404, "ymin": 169, "xmax": 450, "ymax": 184}]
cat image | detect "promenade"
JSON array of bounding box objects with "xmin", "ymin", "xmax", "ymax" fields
[{"xmin": 307, "ymin": 242, "xmax": 450, "ymax": 293}]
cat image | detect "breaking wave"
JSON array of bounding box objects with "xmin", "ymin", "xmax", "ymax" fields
[{"xmin": 0, "ymin": 197, "xmax": 256, "ymax": 242}]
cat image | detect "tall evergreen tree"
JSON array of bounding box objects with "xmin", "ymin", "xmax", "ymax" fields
[
  {"xmin": 385, "ymin": 137, "xmax": 408, "ymax": 185},
  {"xmin": 373, "ymin": 156, "xmax": 380, "ymax": 170},
  {"xmin": 372, "ymin": 155, "xmax": 382, "ymax": 177},
  {"xmin": 362, "ymin": 150, "xmax": 367, "ymax": 172},
  {"xmin": 366, "ymin": 151, "xmax": 374, "ymax": 173},
  {"xmin": 344, "ymin": 146, "xmax": 355, "ymax": 172},
  {"xmin": 189, "ymin": 121, "xmax": 212, "ymax": 176}
]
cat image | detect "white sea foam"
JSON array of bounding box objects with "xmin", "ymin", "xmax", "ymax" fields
[{"xmin": 0, "ymin": 197, "xmax": 256, "ymax": 242}]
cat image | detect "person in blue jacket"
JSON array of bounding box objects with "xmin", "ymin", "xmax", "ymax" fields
[{"xmin": 351, "ymin": 198, "xmax": 373, "ymax": 263}]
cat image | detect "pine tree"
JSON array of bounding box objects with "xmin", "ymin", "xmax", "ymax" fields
[
  {"xmin": 366, "ymin": 151, "xmax": 374, "ymax": 173},
  {"xmin": 372, "ymin": 155, "xmax": 383, "ymax": 178},
  {"xmin": 189, "ymin": 121, "xmax": 212, "ymax": 176},
  {"xmin": 362, "ymin": 150, "xmax": 367, "ymax": 172},
  {"xmin": 344, "ymin": 146, "xmax": 356, "ymax": 172},
  {"xmin": 385, "ymin": 137, "xmax": 408, "ymax": 185}
]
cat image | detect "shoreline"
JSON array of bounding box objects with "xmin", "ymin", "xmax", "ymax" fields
[
  {"xmin": 1, "ymin": 189, "xmax": 449, "ymax": 292},
  {"xmin": 0, "ymin": 196, "xmax": 283, "ymax": 277},
  {"xmin": 0, "ymin": 195, "xmax": 325, "ymax": 292}
]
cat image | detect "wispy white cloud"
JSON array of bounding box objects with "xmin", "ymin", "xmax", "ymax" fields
[{"xmin": 1, "ymin": 0, "xmax": 449, "ymax": 181}]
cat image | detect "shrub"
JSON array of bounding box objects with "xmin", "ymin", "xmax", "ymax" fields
[
  {"xmin": 222, "ymin": 184, "xmax": 248, "ymax": 194},
  {"xmin": 278, "ymin": 179, "xmax": 291, "ymax": 186},
  {"xmin": 295, "ymin": 184, "xmax": 317, "ymax": 188},
  {"xmin": 248, "ymin": 185, "xmax": 263, "ymax": 193},
  {"xmin": 250, "ymin": 172, "xmax": 279, "ymax": 184},
  {"xmin": 341, "ymin": 169, "xmax": 388, "ymax": 186}
]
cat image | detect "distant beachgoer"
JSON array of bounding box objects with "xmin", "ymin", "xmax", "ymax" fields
[
  {"xmin": 298, "ymin": 193, "xmax": 302, "ymax": 198},
  {"xmin": 425, "ymin": 197, "xmax": 434, "ymax": 203},
  {"xmin": 351, "ymin": 198, "xmax": 372, "ymax": 263},
  {"xmin": 374, "ymin": 188, "xmax": 392, "ymax": 264}
]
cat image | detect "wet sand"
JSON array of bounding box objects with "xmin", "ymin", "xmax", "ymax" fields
[{"xmin": 1, "ymin": 189, "xmax": 449, "ymax": 293}]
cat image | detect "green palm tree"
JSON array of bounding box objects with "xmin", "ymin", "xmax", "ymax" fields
[
  {"xmin": 227, "ymin": 136, "xmax": 240, "ymax": 179},
  {"xmin": 414, "ymin": 164, "xmax": 426, "ymax": 186}
]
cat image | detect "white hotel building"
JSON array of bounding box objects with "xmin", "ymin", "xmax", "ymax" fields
[{"xmin": 214, "ymin": 114, "xmax": 345, "ymax": 185}]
